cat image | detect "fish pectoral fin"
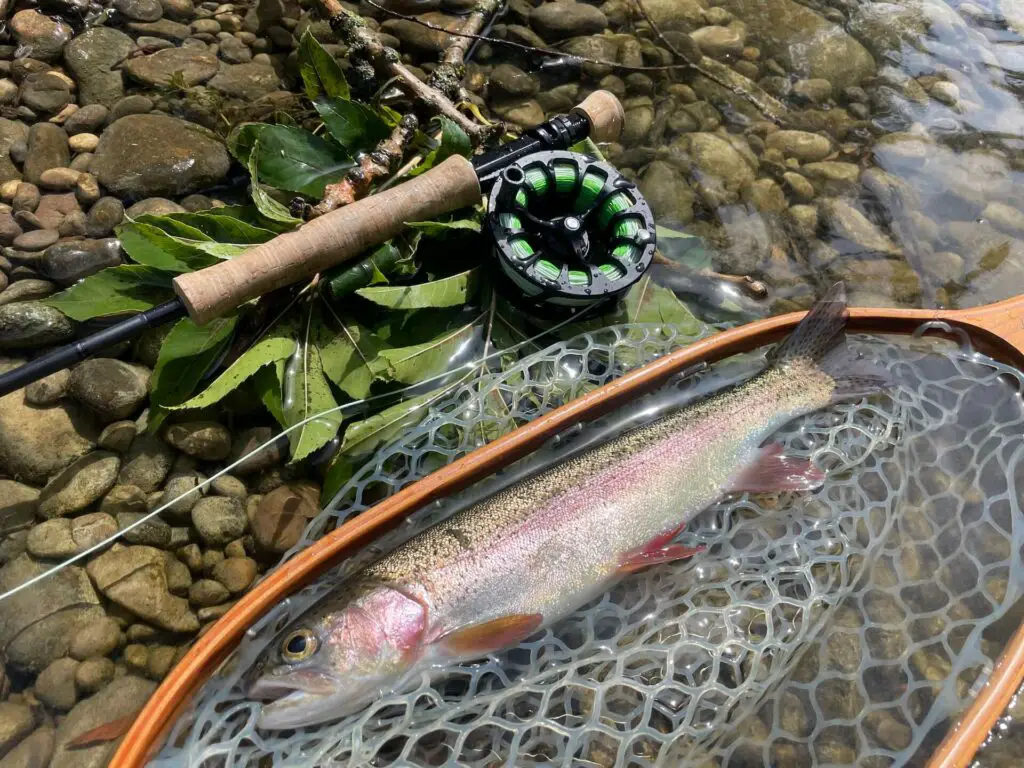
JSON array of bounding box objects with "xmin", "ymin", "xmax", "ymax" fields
[
  {"xmin": 66, "ymin": 711, "xmax": 139, "ymax": 749},
  {"xmin": 619, "ymin": 544, "xmax": 705, "ymax": 574},
  {"xmin": 724, "ymin": 443, "xmax": 825, "ymax": 493},
  {"xmin": 437, "ymin": 613, "xmax": 544, "ymax": 656}
]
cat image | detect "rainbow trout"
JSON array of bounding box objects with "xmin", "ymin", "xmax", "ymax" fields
[{"xmin": 249, "ymin": 283, "xmax": 887, "ymax": 729}]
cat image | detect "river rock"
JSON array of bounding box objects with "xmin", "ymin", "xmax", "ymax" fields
[
  {"xmin": 0, "ymin": 725, "xmax": 54, "ymax": 768},
  {"xmin": 0, "ymin": 281, "xmax": 55, "ymax": 308},
  {"xmin": 211, "ymin": 556, "xmax": 256, "ymax": 593},
  {"xmin": 819, "ymin": 197, "xmax": 900, "ymax": 256},
  {"xmin": 0, "ymin": 120, "xmax": 27, "ymax": 184},
  {"xmin": 69, "ymin": 616, "xmax": 121, "ymax": 660},
  {"xmin": 0, "ymin": 481, "xmax": 37, "ymax": 537},
  {"xmin": 97, "ymin": 420, "xmax": 136, "ymax": 452},
  {"xmin": 188, "ymin": 578, "xmax": 228, "ymax": 606},
  {"xmin": 126, "ymin": 18, "xmax": 191, "ymax": 39},
  {"xmin": 229, "ymin": 427, "xmax": 285, "ymax": 474},
  {"xmin": 23, "ymin": 124, "xmax": 67, "ymax": 186},
  {"xmin": 19, "ymin": 73, "xmax": 71, "ymax": 114},
  {"xmin": 63, "ymin": 105, "xmax": 108, "ymax": 135},
  {"xmin": 34, "ymin": 658, "xmax": 79, "ymax": 712},
  {"xmin": 90, "ymin": 114, "xmax": 230, "ymax": 198},
  {"xmin": 207, "ymin": 62, "xmax": 279, "ymax": 99},
  {"xmin": 10, "ymin": 11, "xmax": 72, "ymax": 61},
  {"xmin": 36, "ymin": 451, "xmax": 120, "ymax": 519},
  {"xmin": 73, "ymin": 658, "xmax": 114, "ymax": 695},
  {"xmin": 114, "ymin": 0, "xmax": 164, "ymax": 21},
  {"xmin": 86, "ymin": 545, "xmax": 198, "ymax": 632},
  {"xmin": 249, "ymin": 482, "xmax": 319, "ymax": 553},
  {"xmin": 85, "ymin": 197, "xmax": 124, "ymax": 237},
  {"xmin": 0, "ymin": 384, "xmax": 95, "ymax": 484},
  {"xmin": 117, "ymin": 434, "xmax": 174, "ymax": 492},
  {"xmin": 117, "ymin": 511, "xmax": 171, "ymax": 547},
  {"xmin": 163, "ymin": 421, "xmax": 231, "ymax": 460},
  {"xmin": 158, "ymin": 473, "xmax": 204, "ymax": 517},
  {"xmin": 40, "ymin": 238, "xmax": 121, "ymax": 285},
  {"xmin": 191, "ymin": 496, "xmax": 246, "ymax": 545},
  {"xmin": 67, "ymin": 359, "xmax": 150, "ymax": 422},
  {"xmin": 676, "ymin": 132, "xmax": 755, "ymax": 207},
  {"xmin": 26, "ymin": 519, "xmax": 75, "ymax": 558},
  {"xmin": 49, "ymin": 676, "xmax": 156, "ymax": 768},
  {"xmin": 123, "ymin": 48, "xmax": 219, "ymax": 88},
  {"xmin": 71, "ymin": 512, "xmax": 118, "ymax": 551},
  {"xmin": 717, "ymin": 0, "xmax": 875, "ymax": 92},
  {"xmin": 0, "ymin": 555, "xmax": 103, "ymax": 671},
  {"xmin": 489, "ymin": 63, "xmax": 538, "ymax": 97},
  {"xmin": 63, "ymin": 28, "xmax": 133, "ymax": 107},
  {"xmin": 801, "ymin": 161, "xmax": 861, "ymax": 195},
  {"xmin": 764, "ymin": 130, "xmax": 832, "ymax": 162},
  {"xmin": 99, "ymin": 484, "xmax": 147, "ymax": 516},
  {"xmin": 638, "ymin": 160, "xmax": 695, "ymax": 227},
  {"xmin": 0, "ymin": 703, "xmax": 34, "ymax": 759},
  {"xmin": 691, "ymin": 25, "xmax": 744, "ymax": 58},
  {"xmin": 0, "ymin": 302, "xmax": 73, "ymax": 350},
  {"xmin": 639, "ymin": 0, "xmax": 706, "ymax": 31},
  {"xmin": 530, "ymin": 2, "xmax": 608, "ymax": 40}
]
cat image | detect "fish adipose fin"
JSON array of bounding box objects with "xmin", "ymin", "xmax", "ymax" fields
[
  {"xmin": 438, "ymin": 613, "xmax": 544, "ymax": 655},
  {"xmin": 770, "ymin": 282, "xmax": 894, "ymax": 399},
  {"xmin": 725, "ymin": 443, "xmax": 825, "ymax": 493}
]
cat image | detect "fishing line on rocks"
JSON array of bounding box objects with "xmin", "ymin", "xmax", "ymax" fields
[{"xmin": 0, "ymin": 302, "xmax": 604, "ymax": 604}]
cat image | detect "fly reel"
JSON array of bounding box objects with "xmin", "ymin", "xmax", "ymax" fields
[{"xmin": 485, "ymin": 150, "xmax": 656, "ymax": 311}]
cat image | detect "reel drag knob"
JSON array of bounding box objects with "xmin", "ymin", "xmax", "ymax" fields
[{"xmin": 486, "ymin": 150, "xmax": 656, "ymax": 311}]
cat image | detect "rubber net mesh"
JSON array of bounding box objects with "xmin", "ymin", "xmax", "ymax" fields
[{"xmin": 151, "ymin": 324, "xmax": 1024, "ymax": 768}]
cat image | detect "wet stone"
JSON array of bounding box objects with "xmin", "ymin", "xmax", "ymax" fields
[
  {"xmin": 73, "ymin": 658, "xmax": 114, "ymax": 695},
  {"xmin": 765, "ymin": 130, "xmax": 832, "ymax": 162},
  {"xmin": 210, "ymin": 475, "xmax": 246, "ymax": 498},
  {"xmin": 125, "ymin": 19, "xmax": 193, "ymax": 40},
  {"xmin": 189, "ymin": 578, "xmax": 229, "ymax": 606},
  {"xmin": 18, "ymin": 73, "xmax": 71, "ymax": 115},
  {"xmin": 117, "ymin": 433, "xmax": 175, "ymax": 492},
  {"xmin": 68, "ymin": 616, "xmax": 121, "ymax": 660},
  {"xmin": 164, "ymin": 421, "xmax": 231, "ymax": 460},
  {"xmin": 10, "ymin": 11, "xmax": 72, "ymax": 61},
  {"xmin": 114, "ymin": 0, "xmax": 164, "ymax": 21},
  {"xmin": 123, "ymin": 48, "xmax": 220, "ymax": 88},
  {"xmin": 0, "ymin": 480, "xmax": 38, "ymax": 537},
  {"xmin": 0, "ymin": 724, "xmax": 54, "ymax": 768},
  {"xmin": 24, "ymin": 368, "xmax": 69, "ymax": 405},
  {"xmin": 23, "ymin": 124, "xmax": 67, "ymax": 186},
  {"xmin": 107, "ymin": 95, "xmax": 154, "ymax": 123},
  {"xmin": 146, "ymin": 645, "xmax": 177, "ymax": 680},
  {"xmin": 11, "ymin": 230, "xmax": 56, "ymax": 251},
  {"xmin": 211, "ymin": 556, "xmax": 256, "ymax": 593},
  {"xmin": 99, "ymin": 484, "xmax": 148, "ymax": 516},
  {"xmin": 164, "ymin": 556, "xmax": 192, "ymax": 594},
  {"xmin": 7, "ymin": 184, "xmax": 32, "ymax": 214},
  {"xmin": 191, "ymin": 496, "xmax": 247, "ymax": 546},
  {"xmin": 34, "ymin": 658, "xmax": 78, "ymax": 712},
  {"xmin": 0, "ymin": 388, "xmax": 95, "ymax": 484},
  {"xmin": 25, "ymin": 519, "xmax": 76, "ymax": 558},
  {"xmin": 63, "ymin": 105, "xmax": 108, "ymax": 135},
  {"xmin": 249, "ymin": 482, "xmax": 319, "ymax": 553},
  {"xmin": 207, "ymin": 62, "xmax": 280, "ymax": 99},
  {"xmin": 0, "ymin": 702, "xmax": 34, "ymax": 758},
  {"xmin": 97, "ymin": 420, "xmax": 136, "ymax": 452},
  {"xmin": 530, "ymin": 2, "xmax": 608, "ymax": 40},
  {"xmin": 36, "ymin": 451, "xmax": 121, "ymax": 519},
  {"xmin": 40, "ymin": 238, "xmax": 122, "ymax": 285},
  {"xmin": 0, "ymin": 302, "xmax": 73, "ymax": 350},
  {"xmin": 117, "ymin": 512, "xmax": 171, "ymax": 548},
  {"xmin": 67, "ymin": 359, "xmax": 149, "ymax": 422},
  {"xmin": 159, "ymin": 473, "xmax": 205, "ymax": 518}
]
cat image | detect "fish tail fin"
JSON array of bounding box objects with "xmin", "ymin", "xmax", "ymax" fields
[{"xmin": 769, "ymin": 282, "xmax": 893, "ymax": 399}]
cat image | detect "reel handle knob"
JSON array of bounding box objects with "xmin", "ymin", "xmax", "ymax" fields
[{"xmin": 571, "ymin": 90, "xmax": 625, "ymax": 144}]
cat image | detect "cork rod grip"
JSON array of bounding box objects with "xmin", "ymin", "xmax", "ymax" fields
[
  {"xmin": 571, "ymin": 90, "xmax": 625, "ymax": 144},
  {"xmin": 173, "ymin": 155, "xmax": 482, "ymax": 325}
]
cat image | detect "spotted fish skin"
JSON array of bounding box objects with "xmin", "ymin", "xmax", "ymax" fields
[{"xmin": 250, "ymin": 284, "xmax": 884, "ymax": 730}]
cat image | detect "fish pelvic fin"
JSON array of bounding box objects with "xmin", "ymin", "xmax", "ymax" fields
[
  {"xmin": 725, "ymin": 443, "xmax": 826, "ymax": 493},
  {"xmin": 66, "ymin": 711, "xmax": 139, "ymax": 749},
  {"xmin": 769, "ymin": 282, "xmax": 893, "ymax": 400},
  {"xmin": 437, "ymin": 614, "xmax": 543, "ymax": 656}
]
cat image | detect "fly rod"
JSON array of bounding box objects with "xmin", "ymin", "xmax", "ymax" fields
[{"xmin": 0, "ymin": 91, "xmax": 656, "ymax": 398}]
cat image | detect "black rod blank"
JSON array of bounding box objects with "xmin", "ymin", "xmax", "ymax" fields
[{"xmin": 0, "ymin": 299, "xmax": 187, "ymax": 398}]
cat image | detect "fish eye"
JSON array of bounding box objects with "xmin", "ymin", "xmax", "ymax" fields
[{"xmin": 281, "ymin": 629, "xmax": 318, "ymax": 662}]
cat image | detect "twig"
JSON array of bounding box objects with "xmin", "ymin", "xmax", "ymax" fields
[
  {"xmin": 427, "ymin": 0, "xmax": 504, "ymax": 103},
  {"xmin": 629, "ymin": 0, "xmax": 789, "ymax": 125},
  {"xmin": 653, "ymin": 251, "xmax": 768, "ymax": 298},
  {"xmin": 310, "ymin": 113, "xmax": 419, "ymax": 217},
  {"xmin": 318, "ymin": 0, "xmax": 488, "ymax": 142}
]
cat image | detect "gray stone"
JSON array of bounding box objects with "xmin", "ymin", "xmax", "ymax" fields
[
  {"xmin": 91, "ymin": 114, "xmax": 230, "ymax": 199},
  {"xmin": 717, "ymin": 0, "xmax": 875, "ymax": 92},
  {"xmin": 37, "ymin": 451, "xmax": 121, "ymax": 518},
  {"xmin": 86, "ymin": 546, "xmax": 199, "ymax": 632},
  {"xmin": 159, "ymin": 473, "xmax": 204, "ymax": 517},
  {"xmin": 73, "ymin": 658, "xmax": 114, "ymax": 695},
  {"xmin": 69, "ymin": 616, "xmax": 121, "ymax": 661},
  {"xmin": 114, "ymin": 0, "xmax": 164, "ymax": 21},
  {"xmin": 26, "ymin": 519, "xmax": 76, "ymax": 558},
  {"xmin": 18, "ymin": 73, "xmax": 71, "ymax": 114},
  {"xmin": 0, "ymin": 481, "xmax": 38, "ymax": 537},
  {"xmin": 638, "ymin": 160, "xmax": 694, "ymax": 228},
  {"xmin": 117, "ymin": 433, "xmax": 174, "ymax": 492},
  {"xmin": 34, "ymin": 658, "xmax": 79, "ymax": 712},
  {"xmin": 160, "ymin": 0, "xmax": 196, "ymax": 20},
  {"xmin": 211, "ymin": 556, "xmax": 256, "ymax": 593},
  {"xmin": 489, "ymin": 63, "xmax": 538, "ymax": 97},
  {"xmin": 0, "ymin": 703, "xmax": 34, "ymax": 759},
  {"xmin": 125, "ymin": 18, "xmax": 192, "ymax": 40},
  {"xmin": 210, "ymin": 474, "xmax": 246, "ymax": 499},
  {"xmin": 62, "ymin": 105, "xmax": 108, "ymax": 135},
  {"xmin": 67, "ymin": 359, "xmax": 150, "ymax": 421},
  {"xmin": 71, "ymin": 512, "xmax": 118, "ymax": 551},
  {"xmin": 819, "ymin": 197, "xmax": 900, "ymax": 256},
  {"xmin": 40, "ymin": 238, "xmax": 121, "ymax": 285},
  {"xmin": 0, "ymin": 120, "xmax": 28, "ymax": 183},
  {"xmin": 0, "ymin": 302, "xmax": 73, "ymax": 349},
  {"xmin": 23, "ymin": 368, "xmax": 68, "ymax": 405},
  {"xmin": 691, "ymin": 25, "xmax": 744, "ymax": 58},
  {"xmin": 10, "ymin": 10, "xmax": 72, "ymax": 61},
  {"xmin": 23, "ymin": 124, "xmax": 67, "ymax": 185},
  {"xmin": 97, "ymin": 420, "xmax": 136, "ymax": 452},
  {"xmin": 123, "ymin": 47, "xmax": 219, "ymax": 87},
  {"xmin": 117, "ymin": 511, "xmax": 171, "ymax": 547},
  {"xmin": 49, "ymin": 676, "xmax": 156, "ymax": 768},
  {"xmin": 188, "ymin": 577, "xmax": 229, "ymax": 606},
  {"xmin": 63, "ymin": 28, "xmax": 134, "ymax": 107},
  {"xmin": 674, "ymin": 132, "xmax": 755, "ymax": 208},
  {"xmin": 164, "ymin": 556, "xmax": 191, "ymax": 594},
  {"xmin": 0, "ymin": 389, "xmax": 95, "ymax": 484},
  {"xmin": 207, "ymin": 62, "xmax": 280, "ymax": 99},
  {"xmin": 530, "ymin": 2, "xmax": 608, "ymax": 41},
  {"xmin": 164, "ymin": 420, "xmax": 231, "ymax": 460},
  {"xmin": 0, "ymin": 213, "xmax": 22, "ymax": 246},
  {"xmin": 12, "ymin": 229, "xmax": 57, "ymax": 251},
  {"xmin": 218, "ymin": 36, "xmax": 252, "ymax": 63},
  {"xmin": 0, "ymin": 725, "xmax": 54, "ymax": 768},
  {"xmin": 107, "ymin": 95, "xmax": 154, "ymax": 124},
  {"xmin": 637, "ymin": 0, "xmax": 706, "ymax": 31},
  {"xmin": 0, "ymin": 555, "xmax": 103, "ymax": 671},
  {"xmin": 124, "ymin": 197, "xmax": 183, "ymax": 218},
  {"xmin": 764, "ymin": 130, "xmax": 832, "ymax": 162},
  {"xmin": 192, "ymin": 496, "xmax": 247, "ymax": 545}
]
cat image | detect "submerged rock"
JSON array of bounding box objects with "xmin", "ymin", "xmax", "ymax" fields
[
  {"xmin": 0, "ymin": 702, "xmax": 34, "ymax": 759},
  {"xmin": 0, "ymin": 302, "xmax": 73, "ymax": 350},
  {"xmin": 0, "ymin": 389, "xmax": 96, "ymax": 484},
  {"xmin": 67, "ymin": 359, "xmax": 150, "ymax": 422},
  {"xmin": 36, "ymin": 451, "xmax": 121, "ymax": 519},
  {"xmin": 123, "ymin": 48, "xmax": 219, "ymax": 88}
]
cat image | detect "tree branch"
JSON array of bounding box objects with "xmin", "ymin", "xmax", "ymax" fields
[{"xmin": 427, "ymin": 0, "xmax": 504, "ymax": 103}]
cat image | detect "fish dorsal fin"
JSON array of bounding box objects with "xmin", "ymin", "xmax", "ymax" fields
[
  {"xmin": 437, "ymin": 614, "xmax": 543, "ymax": 656},
  {"xmin": 768, "ymin": 282, "xmax": 848, "ymax": 365}
]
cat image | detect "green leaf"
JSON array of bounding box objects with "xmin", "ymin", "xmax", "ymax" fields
[
  {"xmin": 317, "ymin": 311, "xmax": 382, "ymax": 400},
  {"xmin": 149, "ymin": 315, "xmax": 239, "ymax": 430},
  {"xmin": 337, "ymin": 389, "xmax": 437, "ymax": 458},
  {"xmin": 405, "ymin": 218, "xmax": 481, "ymax": 236},
  {"xmin": 356, "ymin": 268, "xmax": 478, "ymax": 310},
  {"xmin": 248, "ymin": 141, "xmax": 303, "ymax": 226},
  {"xmin": 228, "ymin": 123, "xmax": 354, "ymax": 198},
  {"xmin": 208, "ymin": 205, "xmax": 298, "ymax": 234},
  {"xmin": 144, "ymin": 213, "xmax": 277, "ymax": 244},
  {"xmin": 254, "ymin": 361, "xmax": 286, "ymax": 427},
  {"xmin": 410, "ymin": 117, "xmax": 471, "ymax": 176},
  {"xmin": 282, "ymin": 340, "xmax": 343, "ymax": 462},
  {"xmin": 172, "ymin": 320, "xmax": 298, "ymax": 410},
  {"xmin": 656, "ymin": 225, "xmax": 714, "ymax": 271},
  {"xmin": 316, "ymin": 97, "xmax": 390, "ymax": 152},
  {"xmin": 376, "ymin": 321, "xmax": 477, "ymax": 384},
  {"xmin": 117, "ymin": 221, "xmax": 219, "ymax": 272},
  {"xmin": 622, "ymin": 274, "xmax": 703, "ymax": 331},
  {"xmin": 297, "ymin": 30, "xmax": 350, "ymax": 101},
  {"xmin": 43, "ymin": 265, "xmax": 174, "ymax": 320}
]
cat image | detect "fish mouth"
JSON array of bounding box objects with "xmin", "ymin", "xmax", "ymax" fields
[{"xmin": 249, "ymin": 669, "xmax": 353, "ymax": 730}]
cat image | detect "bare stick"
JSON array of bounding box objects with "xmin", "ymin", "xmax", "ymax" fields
[
  {"xmin": 428, "ymin": 0, "xmax": 504, "ymax": 102},
  {"xmin": 310, "ymin": 113, "xmax": 420, "ymax": 218}
]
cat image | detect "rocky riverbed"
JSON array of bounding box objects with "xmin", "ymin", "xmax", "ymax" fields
[{"xmin": 0, "ymin": 0, "xmax": 1022, "ymax": 764}]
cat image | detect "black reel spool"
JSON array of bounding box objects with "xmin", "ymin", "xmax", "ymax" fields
[{"xmin": 485, "ymin": 150, "xmax": 656, "ymax": 314}]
